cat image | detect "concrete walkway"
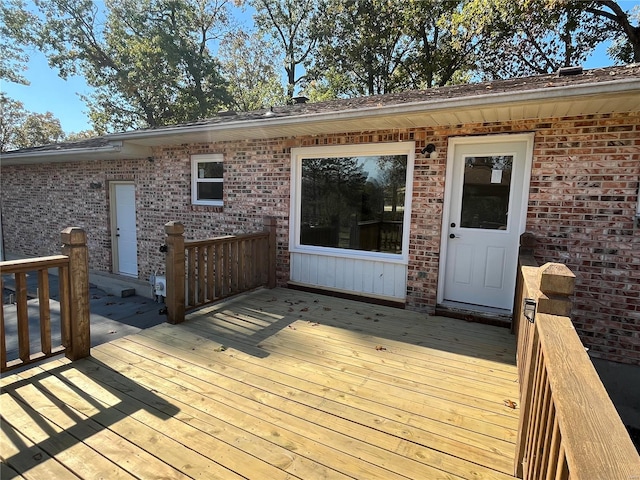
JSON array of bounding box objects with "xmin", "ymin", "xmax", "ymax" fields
[{"xmin": 2, "ymin": 272, "xmax": 166, "ymax": 371}]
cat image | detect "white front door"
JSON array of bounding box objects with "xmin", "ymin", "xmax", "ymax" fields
[
  {"xmin": 438, "ymin": 134, "xmax": 533, "ymax": 311},
  {"xmin": 111, "ymin": 182, "xmax": 138, "ymax": 277}
]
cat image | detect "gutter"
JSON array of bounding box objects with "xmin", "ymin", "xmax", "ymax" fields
[{"xmin": 107, "ymin": 78, "xmax": 640, "ymax": 142}]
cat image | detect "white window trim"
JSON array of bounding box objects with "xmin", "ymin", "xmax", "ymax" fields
[
  {"xmin": 289, "ymin": 142, "xmax": 415, "ymax": 265},
  {"xmin": 191, "ymin": 153, "xmax": 224, "ymax": 206}
]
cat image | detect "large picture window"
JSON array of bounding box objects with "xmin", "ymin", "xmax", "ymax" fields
[
  {"xmin": 291, "ymin": 143, "xmax": 414, "ymax": 260},
  {"xmin": 191, "ymin": 154, "xmax": 223, "ymax": 206}
]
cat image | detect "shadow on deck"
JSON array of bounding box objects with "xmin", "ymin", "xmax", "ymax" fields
[{"xmin": 1, "ymin": 287, "xmax": 519, "ymax": 479}]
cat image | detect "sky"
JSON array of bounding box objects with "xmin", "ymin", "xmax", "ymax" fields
[{"xmin": 2, "ymin": 1, "xmax": 639, "ymax": 135}]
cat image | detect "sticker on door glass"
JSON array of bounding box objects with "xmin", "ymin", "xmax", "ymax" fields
[{"xmin": 461, "ymin": 156, "xmax": 513, "ymax": 230}]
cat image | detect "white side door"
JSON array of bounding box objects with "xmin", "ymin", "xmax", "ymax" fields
[
  {"xmin": 438, "ymin": 134, "xmax": 533, "ymax": 311},
  {"xmin": 111, "ymin": 182, "xmax": 138, "ymax": 277}
]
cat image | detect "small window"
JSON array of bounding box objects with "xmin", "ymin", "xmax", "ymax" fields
[{"xmin": 191, "ymin": 154, "xmax": 223, "ymax": 206}]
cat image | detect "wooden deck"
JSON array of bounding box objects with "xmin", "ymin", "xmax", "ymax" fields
[{"xmin": 1, "ymin": 288, "xmax": 520, "ymax": 479}]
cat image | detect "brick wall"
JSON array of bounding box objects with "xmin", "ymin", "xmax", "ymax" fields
[
  {"xmin": 1, "ymin": 111, "xmax": 638, "ymax": 365},
  {"xmin": 526, "ymin": 114, "xmax": 640, "ymax": 365}
]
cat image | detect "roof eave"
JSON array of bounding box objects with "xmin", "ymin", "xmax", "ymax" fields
[
  {"xmin": 0, "ymin": 141, "xmax": 152, "ymax": 166},
  {"xmin": 2, "ymin": 76, "xmax": 639, "ymax": 164},
  {"xmin": 107, "ymin": 77, "xmax": 640, "ymax": 145}
]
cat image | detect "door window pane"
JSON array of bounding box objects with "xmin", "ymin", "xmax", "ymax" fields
[
  {"xmin": 300, "ymin": 155, "xmax": 407, "ymax": 253},
  {"xmin": 460, "ymin": 155, "xmax": 512, "ymax": 230}
]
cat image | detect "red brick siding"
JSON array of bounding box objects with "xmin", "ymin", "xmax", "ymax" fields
[
  {"xmin": 526, "ymin": 114, "xmax": 640, "ymax": 365},
  {"xmin": 1, "ymin": 112, "xmax": 638, "ymax": 365}
]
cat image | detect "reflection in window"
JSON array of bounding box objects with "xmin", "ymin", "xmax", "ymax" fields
[
  {"xmin": 460, "ymin": 156, "xmax": 513, "ymax": 230},
  {"xmin": 300, "ymin": 155, "xmax": 407, "ymax": 254}
]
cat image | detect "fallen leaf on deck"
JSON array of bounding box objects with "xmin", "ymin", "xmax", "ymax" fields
[
  {"xmin": 375, "ymin": 345, "xmax": 386, "ymax": 351},
  {"xmin": 214, "ymin": 345, "xmax": 228, "ymax": 352},
  {"xmin": 310, "ymin": 322, "xmax": 320, "ymax": 327},
  {"xmin": 108, "ymin": 330, "xmax": 117, "ymax": 334},
  {"xmin": 323, "ymin": 307, "xmax": 331, "ymax": 311},
  {"xmin": 288, "ymin": 325, "xmax": 296, "ymax": 330},
  {"xmin": 288, "ymin": 307, "xmax": 294, "ymax": 312},
  {"xmin": 364, "ymin": 316, "xmax": 371, "ymax": 320},
  {"xmin": 504, "ymin": 399, "xmax": 517, "ymax": 409},
  {"xmin": 300, "ymin": 307, "xmax": 308, "ymax": 312}
]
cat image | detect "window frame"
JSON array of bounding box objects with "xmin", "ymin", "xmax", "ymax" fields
[
  {"xmin": 191, "ymin": 153, "xmax": 224, "ymax": 206},
  {"xmin": 289, "ymin": 142, "xmax": 415, "ymax": 264}
]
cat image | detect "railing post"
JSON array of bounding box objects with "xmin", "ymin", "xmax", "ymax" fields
[
  {"xmin": 264, "ymin": 216, "xmax": 277, "ymax": 289},
  {"xmin": 61, "ymin": 227, "xmax": 90, "ymax": 361},
  {"xmin": 165, "ymin": 221, "xmax": 185, "ymax": 324},
  {"xmin": 514, "ymin": 261, "xmax": 576, "ymax": 477},
  {"xmin": 536, "ymin": 262, "xmax": 575, "ymax": 316}
]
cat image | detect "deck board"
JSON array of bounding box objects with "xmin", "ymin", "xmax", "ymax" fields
[{"xmin": 1, "ymin": 287, "xmax": 519, "ymax": 479}]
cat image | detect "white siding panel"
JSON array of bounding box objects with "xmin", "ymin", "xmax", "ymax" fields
[
  {"xmin": 291, "ymin": 252, "xmax": 302, "ymax": 282},
  {"xmin": 335, "ymin": 259, "xmax": 346, "ymax": 291},
  {"xmin": 290, "ymin": 253, "xmax": 407, "ymax": 300},
  {"xmin": 345, "ymin": 258, "xmax": 358, "ymax": 292},
  {"xmin": 373, "ymin": 262, "xmax": 385, "ymax": 295},
  {"xmin": 362, "ymin": 262, "xmax": 374, "ymax": 293},
  {"xmin": 308, "ymin": 255, "xmax": 318, "ymax": 284},
  {"xmin": 383, "ymin": 262, "xmax": 400, "ymax": 297}
]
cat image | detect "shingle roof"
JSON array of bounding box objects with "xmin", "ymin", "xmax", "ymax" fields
[
  {"xmin": 3, "ymin": 136, "xmax": 114, "ymax": 154},
  {"xmin": 133, "ymin": 63, "xmax": 640, "ymax": 131}
]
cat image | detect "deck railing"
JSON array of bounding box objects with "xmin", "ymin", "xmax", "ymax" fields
[
  {"xmin": 513, "ymin": 243, "xmax": 640, "ymax": 478},
  {"xmin": 0, "ymin": 228, "xmax": 90, "ymax": 372},
  {"xmin": 164, "ymin": 217, "xmax": 277, "ymax": 324}
]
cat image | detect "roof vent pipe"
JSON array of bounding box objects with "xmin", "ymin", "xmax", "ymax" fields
[{"xmin": 557, "ymin": 66, "xmax": 583, "ymax": 76}]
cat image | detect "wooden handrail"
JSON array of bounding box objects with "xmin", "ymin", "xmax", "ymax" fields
[
  {"xmin": 0, "ymin": 228, "xmax": 91, "ymax": 372},
  {"xmin": 0, "ymin": 255, "xmax": 69, "ymax": 273},
  {"xmin": 165, "ymin": 217, "xmax": 277, "ymax": 324},
  {"xmin": 513, "ymin": 244, "xmax": 640, "ymax": 478},
  {"xmin": 537, "ymin": 312, "xmax": 640, "ymax": 479}
]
